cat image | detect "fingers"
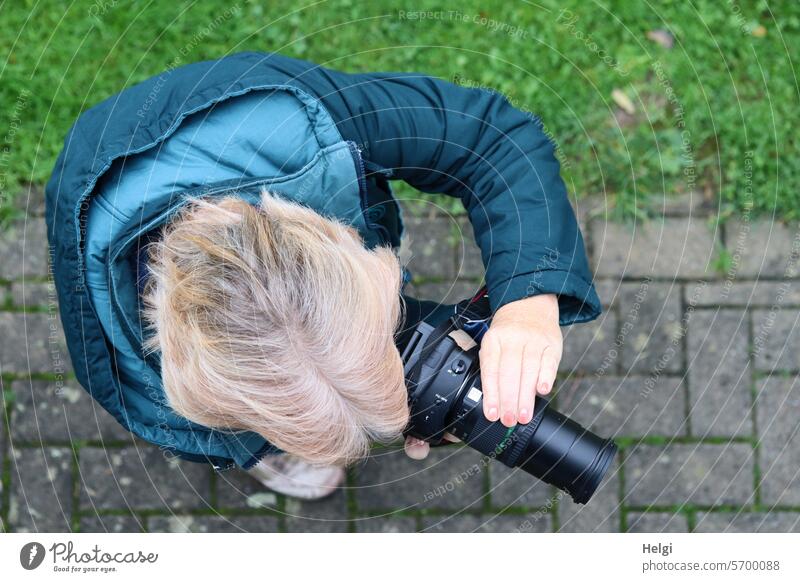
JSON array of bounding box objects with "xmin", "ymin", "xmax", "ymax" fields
[
  {"xmin": 538, "ymin": 348, "xmax": 560, "ymax": 396},
  {"xmin": 497, "ymin": 344, "xmax": 524, "ymax": 427},
  {"xmin": 404, "ymin": 436, "xmax": 430, "ymax": 460},
  {"xmin": 479, "ymin": 335, "xmax": 501, "ymax": 422},
  {"xmin": 518, "ymin": 344, "xmax": 541, "ymax": 424}
]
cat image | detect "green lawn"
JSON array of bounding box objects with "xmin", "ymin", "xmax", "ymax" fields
[{"xmin": 1, "ymin": 0, "xmax": 797, "ymax": 221}]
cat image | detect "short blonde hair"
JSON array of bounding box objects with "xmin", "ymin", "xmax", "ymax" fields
[{"xmin": 142, "ymin": 190, "xmax": 409, "ymax": 465}]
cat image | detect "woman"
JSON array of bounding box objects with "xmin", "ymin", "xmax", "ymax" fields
[{"xmin": 46, "ymin": 51, "xmax": 601, "ymax": 500}]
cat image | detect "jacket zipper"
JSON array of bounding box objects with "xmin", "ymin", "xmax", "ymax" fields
[{"xmin": 347, "ymin": 140, "xmax": 369, "ymax": 202}]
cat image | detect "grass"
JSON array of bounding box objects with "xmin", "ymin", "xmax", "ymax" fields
[{"xmin": 0, "ymin": 0, "xmax": 798, "ymax": 222}]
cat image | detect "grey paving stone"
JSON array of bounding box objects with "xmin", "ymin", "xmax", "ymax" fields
[
  {"xmin": 561, "ymin": 310, "xmax": 618, "ymax": 374},
  {"xmin": 355, "ymin": 516, "xmax": 417, "ymax": 532},
  {"xmin": 624, "ymin": 444, "xmax": 755, "ymax": 506},
  {"xmin": 725, "ymin": 219, "xmax": 800, "ymax": 277},
  {"xmin": 10, "ymin": 379, "xmax": 130, "ymax": 443},
  {"xmin": 594, "ymin": 279, "xmax": 622, "ymax": 308},
  {"xmin": 692, "ymin": 280, "xmax": 800, "ymax": 307},
  {"xmin": 488, "ymin": 462, "xmax": 556, "ymax": 509},
  {"xmin": 454, "ymin": 217, "xmax": 484, "ymax": 280},
  {"xmin": 9, "ymin": 446, "xmax": 74, "ymax": 532},
  {"xmin": 619, "ymin": 283, "xmax": 683, "ymax": 374},
  {"xmin": 0, "ymin": 312, "xmax": 72, "ymax": 375},
  {"xmin": 412, "ymin": 280, "xmax": 482, "ymax": 306},
  {"xmin": 421, "ymin": 512, "xmax": 551, "ymax": 532},
  {"xmin": 215, "ymin": 467, "xmax": 279, "ymax": 510},
  {"xmin": 557, "ymin": 459, "xmax": 621, "ymax": 532},
  {"xmin": 354, "ymin": 446, "xmax": 486, "ymax": 512},
  {"xmin": 148, "ymin": 514, "xmax": 280, "ymax": 532},
  {"xmin": 753, "ymin": 309, "xmax": 800, "ymax": 371},
  {"xmin": 0, "ymin": 218, "xmax": 49, "ymax": 279},
  {"xmin": 285, "ymin": 489, "xmax": 350, "ymax": 532},
  {"xmin": 756, "ymin": 376, "xmax": 800, "ymax": 505},
  {"xmin": 627, "ymin": 512, "xmax": 689, "ymax": 532},
  {"xmin": 558, "ymin": 376, "xmax": 686, "ymax": 438},
  {"xmin": 592, "ymin": 217, "xmax": 718, "ymax": 279},
  {"xmin": 694, "ymin": 511, "xmax": 800, "ymax": 532},
  {"xmin": 10, "ymin": 281, "xmax": 55, "ymax": 308},
  {"xmin": 79, "ymin": 513, "xmax": 145, "ymax": 532},
  {"xmin": 79, "ymin": 446, "xmax": 212, "ymax": 510},
  {"xmin": 687, "ymin": 310, "xmax": 753, "ymax": 437},
  {"xmin": 13, "ymin": 185, "xmax": 46, "ymax": 216},
  {"xmin": 402, "ymin": 216, "xmax": 457, "ymax": 280}
]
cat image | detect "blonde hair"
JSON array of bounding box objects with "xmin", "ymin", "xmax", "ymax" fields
[{"xmin": 142, "ymin": 190, "xmax": 409, "ymax": 465}]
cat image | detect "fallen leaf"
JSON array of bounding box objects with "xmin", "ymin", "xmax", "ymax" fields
[
  {"xmin": 612, "ymin": 89, "xmax": 636, "ymax": 115},
  {"xmin": 646, "ymin": 29, "xmax": 674, "ymax": 49}
]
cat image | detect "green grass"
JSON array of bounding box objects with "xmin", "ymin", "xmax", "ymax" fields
[{"xmin": 0, "ymin": 0, "xmax": 798, "ymax": 222}]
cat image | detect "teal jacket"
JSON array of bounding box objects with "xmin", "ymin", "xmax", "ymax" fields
[{"xmin": 45, "ymin": 51, "xmax": 600, "ymax": 469}]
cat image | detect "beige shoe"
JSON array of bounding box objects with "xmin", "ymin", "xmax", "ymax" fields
[{"xmin": 247, "ymin": 454, "xmax": 345, "ymax": 500}]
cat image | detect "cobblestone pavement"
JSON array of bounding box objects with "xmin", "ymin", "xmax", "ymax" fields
[{"xmin": 2, "ymin": 190, "xmax": 800, "ymax": 533}]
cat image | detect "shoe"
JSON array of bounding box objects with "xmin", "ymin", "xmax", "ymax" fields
[{"xmin": 246, "ymin": 454, "xmax": 345, "ymax": 500}]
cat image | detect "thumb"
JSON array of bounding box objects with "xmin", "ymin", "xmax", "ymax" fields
[{"xmin": 404, "ymin": 436, "xmax": 430, "ymax": 460}]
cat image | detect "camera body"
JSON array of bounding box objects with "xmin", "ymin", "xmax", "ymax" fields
[{"xmin": 401, "ymin": 294, "xmax": 617, "ymax": 504}]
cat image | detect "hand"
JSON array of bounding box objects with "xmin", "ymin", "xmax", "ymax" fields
[{"xmin": 479, "ymin": 294, "xmax": 562, "ymax": 427}]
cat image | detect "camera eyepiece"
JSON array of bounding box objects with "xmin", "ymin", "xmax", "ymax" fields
[{"xmin": 401, "ymin": 318, "xmax": 617, "ymax": 504}]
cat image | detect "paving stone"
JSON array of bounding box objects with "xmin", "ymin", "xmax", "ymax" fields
[
  {"xmin": 756, "ymin": 376, "xmax": 800, "ymax": 505},
  {"xmin": 594, "ymin": 279, "xmax": 621, "ymax": 308},
  {"xmin": 13, "ymin": 185, "xmax": 46, "ymax": 216},
  {"xmin": 9, "ymin": 447, "xmax": 74, "ymax": 532},
  {"xmin": 402, "ymin": 215, "xmax": 457, "ymax": 280},
  {"xmin": 645, "ymin": 191, "xmax": 712, "ymax": 218},
  {"xmin": 488, "ymin": 462, "xmax": 555, "ymax": 509},
  {"xmin": 79, "ymin": 446, "xmax": 213, "ymax": 510},
  {"xmin": 557, "ymin": 459, "xmax": 621, "ymax": 532},
  {"xmin": 10, "ymin": 379, "xmax": 130, "ymax": 443},
  {"xmin": 285, "ymin": 489, "xmax": 350, "ymax": 532},
  {"xmin": 627, "ymin": 512, "xmax": 690, "ymax": 532},
  {"xmin": 624, "ymin": 444, "xmax": 755, "ymax": 506},
  {"xmin": 558, "ymin": 376, "xmax": 686, "ymax": 438},
  {"xmin": 412, "ymin": 280, "xmax": 482, "ymax": 306},
  {"xmin": 694, "ymin": 511, "xmax": 800, "ymax": 532},
  {"xmin": 619, "ymin": 283, "xmax": 682, "ymax": 374},
  {"xmin": 692, "ymin": 280, "xmax": 800, "ymax": 307},
  {"xmin": 355, "ymin": 516, "xmax": 418, "ymax": 532},
  {"xmin": 10, "ymin": 281, "xmax": 55, "ymax": 307},
  {"xmin": 454, "ymin": 217, "xmax": 484, "ymax": 280},
  {"xmin": 79, "ymin": 513, "xmax": 145, "ymax": 532},
  {"xmin": 0, "ymin": 312, "xmax": 72, "ymax": 375},
  {"xmin": 592, "ymin": 218, "xmax": 718, "ymax": 279},
  {"xmin": 687, "ymin": 310, "xmax": 753, "ymax": 437},
  {"xmin": 753, "ymin": 309, "xmax": 800, "ymax": 371},
  {"xmin": 215, "ymin": 467, "xmax": 279, "ymax": 510},
  {"xmin": 0, "ymin": 218, "xmax": 49, "ymax": 279},
  {"xmin": 725, "ymin": 219, "xmax": 800, "ymax": 277},
  {"xmin": 148, "ymin": 514, "xmax": 280, "ymax": 532},
  {"xmin": 561, "ymin": 310, "xmax": 617, "ymax": 374},
  {"xmin": 354, "ymin": 446, "xmax": 486, "ymax": 511},
  {"xmin": 421, "ymin": 512, "xmax": 551, "ymax": 532}
]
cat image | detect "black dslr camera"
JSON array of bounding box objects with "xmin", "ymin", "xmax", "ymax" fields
[{"xmin": 400, "ymin": 290, "xmax": 617, "ymax": 504}]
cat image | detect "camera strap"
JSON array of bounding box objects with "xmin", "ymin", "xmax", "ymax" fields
[{"xmin": 452, "ymin": 285, "xmax": 492, "ymax": 343}]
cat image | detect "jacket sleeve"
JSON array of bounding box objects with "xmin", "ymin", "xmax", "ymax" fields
[{"xmin": 259, "ymin": 53, "xmax": 602, "ymax": 325}]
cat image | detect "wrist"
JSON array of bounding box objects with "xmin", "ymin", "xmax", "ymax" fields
[{"xmin": 494, "ymin": 293, "xmax": 559, "ymax": 324}]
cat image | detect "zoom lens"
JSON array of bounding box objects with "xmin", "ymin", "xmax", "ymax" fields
[{"xmin": 402, "ymin": 320, "xmax": 617, "ymax": 504}]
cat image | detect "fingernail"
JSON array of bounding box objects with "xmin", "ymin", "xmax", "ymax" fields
[
  {"xmin": 539, "ymin": 382, "xmax": 551, "ymax": 394},
  {"xmin": 519, "ymin": 408, "xmax": 529, "ymax": 423},
  {"xmin": 502, "ymin": 411, "xmax": 516, "ymax": 426},
  {"xmin": 488, "ymin": 407, "xmax": 498, "ymax": 420}
]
